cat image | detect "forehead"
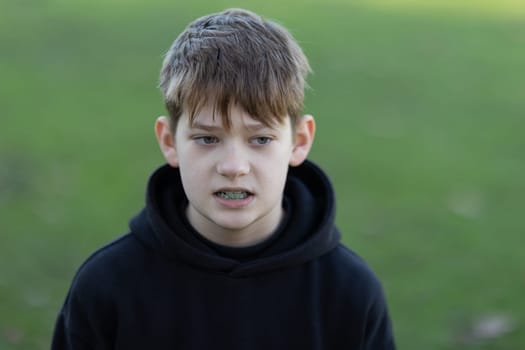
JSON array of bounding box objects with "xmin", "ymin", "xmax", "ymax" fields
[{"xmin": 186, "ymin": 102, "xmax": 290, "ymax": 131}]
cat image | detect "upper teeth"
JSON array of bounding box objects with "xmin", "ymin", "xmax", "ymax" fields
[{"xmin": 217, "ymin": 191, "xmax": 248, "ymax": 200}]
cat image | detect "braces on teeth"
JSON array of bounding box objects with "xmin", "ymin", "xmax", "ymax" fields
[{"xmin": 217, "ymin": 191, "xmax": 248, "ymax": 200}]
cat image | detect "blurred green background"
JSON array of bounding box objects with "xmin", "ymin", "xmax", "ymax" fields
[{"xmin": 1, "ymin": 0, "xmax": 524, "ymax": 349}]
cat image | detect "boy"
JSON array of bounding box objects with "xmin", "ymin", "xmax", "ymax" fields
[{"xmin": 52, "ymin": 8, "xmax": 395, "ymax": 349}]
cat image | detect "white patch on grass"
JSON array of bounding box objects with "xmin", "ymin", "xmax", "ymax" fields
[
  {"xmin": 447, "ymin": 189, "xmax": 485, "ymax": 219},
  {"xmin": 455, "ymin": 313, "xmax": 519, "ymax": 345}
]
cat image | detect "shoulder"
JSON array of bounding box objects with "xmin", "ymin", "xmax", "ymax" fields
[
  {"xmin": 55, "ymin": 234, "xmax": 143, "ymax": 345},
  {"xmin": 76, "ymin": 233, "xmax": 139, "ymax": 273},
  {"xmin": 322, "ymin": 244, "xmax": 380, "ymax": 278},
  {"xmin": 316, "ymin": 244, "xmax": 395, "ymax": 343},
  {"xmin": 318, "ymin": 244, "xmax": 386, "ymax": 300},
  {"xmin": 68, "ymin": 233, "xmax": 145, "ymax": 299}
]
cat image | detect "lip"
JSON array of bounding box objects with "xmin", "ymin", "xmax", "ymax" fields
[
  {"xmin": 214, "ymin": 187, "xmax": 254, "ymax": 194},
  {"xmin": 213, "ymin": 188, "xmax": 254, "ymax": 209}
]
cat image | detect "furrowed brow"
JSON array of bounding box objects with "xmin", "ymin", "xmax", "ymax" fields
[
  {"xmin": 190, "ymin": 122, "xmax": 223, "ymax": 131},
  {"xmin": 244, "ymin": 123, "xmax": 273, "ymax": 132}
]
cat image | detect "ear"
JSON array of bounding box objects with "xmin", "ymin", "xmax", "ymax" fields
[
  {"xmin": 289, "ymin": 114, "xmax": 316, "ymax": 167},
  {"xmin": 155, "ymin": 116, "xmax": 179, "ymax": 168}
]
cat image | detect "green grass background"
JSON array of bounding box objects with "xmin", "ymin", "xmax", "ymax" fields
[{"xmin": 1, "ymin": 0, "xmax": 524, "ymax": 349}]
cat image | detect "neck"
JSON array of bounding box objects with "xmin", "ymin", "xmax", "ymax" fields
[{"xmin": 186, "ymin": 205, "xmax": 284, "ymax": 248}]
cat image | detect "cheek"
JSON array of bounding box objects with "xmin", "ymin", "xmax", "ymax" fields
[
  {"xmin": 176, "ymin": 145, "xmax": 203, "ymax": 170},
  {"xmin": 179, "ymin": 169, "xmax": 206, "ymax": 205},
  {"xmin": 177, "ymin": 154, "xmax": 206, "ymax": 192},
  {"xmin": 180, "ymin": 163, "xmax": 205, "ymax": 183},
  {"xmin": 260, "ymin": 158, "xmax": 290, "ymax": 192}
]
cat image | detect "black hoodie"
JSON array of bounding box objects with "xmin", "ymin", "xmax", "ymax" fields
[{"xmin": 52, "ymin": 160, "xmax": 396, "ymax": 349}]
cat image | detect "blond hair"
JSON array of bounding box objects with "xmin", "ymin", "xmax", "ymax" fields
[{"xmin": 159, "ymin": 8, "xmax": 311, "ymax": 130}]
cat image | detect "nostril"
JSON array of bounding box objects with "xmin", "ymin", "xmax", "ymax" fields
[{"xmin": 216, "ymin": 156, "xmax": 250, "ymax": 177}]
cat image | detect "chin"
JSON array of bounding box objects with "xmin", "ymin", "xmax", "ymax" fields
[
  {"xmin": 212, "ymin": 215, "xmax": 256, "ymax": 232},
  {"xmin": 214, "ymin": 220, "xmax": 253, "ymax": 232}
]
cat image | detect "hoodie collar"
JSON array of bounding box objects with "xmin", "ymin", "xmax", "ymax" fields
[{"xmin": 130, "ymin": 160, "xmax": 340, "ymax": 277}]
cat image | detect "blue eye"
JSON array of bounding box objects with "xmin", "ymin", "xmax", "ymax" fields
[
  {"xmin": 251, "ymin": 137, "xmax": 272, "ymax": 145},
  {"xmin": 195, "ymin": 136, "xmax": 219, "ymax": 144}
]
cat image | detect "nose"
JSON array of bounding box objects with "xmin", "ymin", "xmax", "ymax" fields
[{"xmin": 216, "ymin": 144, "xmax": 250, "ymax": 178}]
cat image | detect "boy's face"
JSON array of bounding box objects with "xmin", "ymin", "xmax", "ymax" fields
[{"xmin": 155, "ymin": 102, "xmax": 315, "ymax": 247}]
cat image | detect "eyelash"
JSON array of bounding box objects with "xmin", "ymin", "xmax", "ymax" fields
[
  {"xmin": 194, "ymin": 136, "xmax": 219, "ymax": 145},
  {"xmin": 250, "ymin": 136, "xmax": 273, "ymax": 145}
]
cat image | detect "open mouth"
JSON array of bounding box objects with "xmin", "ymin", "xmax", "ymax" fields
[{"xmin": 215, "ymin": 191, "xmax": 252, "ymax": 200}]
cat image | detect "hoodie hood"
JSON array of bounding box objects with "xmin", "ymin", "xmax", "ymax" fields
[{"xmin": 130, "ymin": 159, "xmax": 340, "ymax": 277}]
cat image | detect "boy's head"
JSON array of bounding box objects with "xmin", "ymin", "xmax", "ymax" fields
[
  {"xmin": 158, "ymin": 8, "xmax": 311, "ymax": 131},
  {"xmin": 155, "ymin": 9, "xmax": 316, "ymax": 247}
]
